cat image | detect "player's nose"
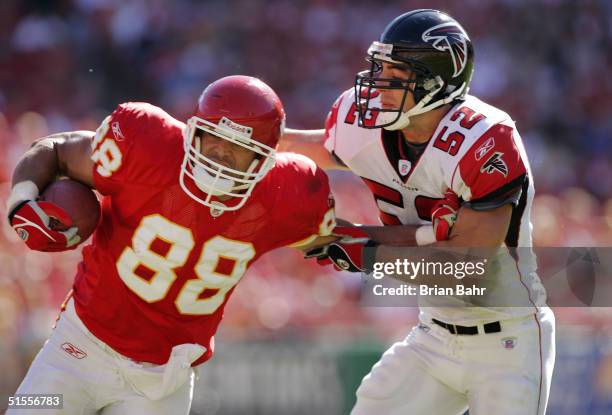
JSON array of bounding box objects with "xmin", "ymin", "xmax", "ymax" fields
[
  {"xmin": 204, "ymin": 137, "xmax": 228, "ymax": 155},
  {"xmin": 379, "ymin": 89, "xmax": 395, "ymax": 104},
  {"xmin": 216, "ymin": 136, "xmax": 237, "ymax": 150},
  {"xmin": 206, "ymin": 148, "xmax": 234, "ymax": 169}
]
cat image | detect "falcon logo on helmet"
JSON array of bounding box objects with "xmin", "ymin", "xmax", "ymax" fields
[
  {"xmin": 354, "ymin": 9, "xmax": 475, "ymax": 130},
  {"xmin": 422, "ymin": 23, "xmax": 469, "ymax": 78}
]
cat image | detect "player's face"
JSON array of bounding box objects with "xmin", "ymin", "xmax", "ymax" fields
[
  {"xmin": 199, "ymin": 132, "xmax": 257, "ymax": 175},
  {"xmin": 378, "ymin": 62, "xmax": 416, "ymax": 112}
]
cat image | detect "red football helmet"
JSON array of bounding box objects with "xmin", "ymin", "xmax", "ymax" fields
[{"xmin": 180, "ymin": 75, "xmax": 285, "ymax": 212}]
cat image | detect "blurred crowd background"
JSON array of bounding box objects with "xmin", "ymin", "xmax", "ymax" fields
[{"xmin": 0, "ymin": 0, "xmax": 611, "ymax": 414}]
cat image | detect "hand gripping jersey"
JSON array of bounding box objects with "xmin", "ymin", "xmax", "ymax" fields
[
  {"xmin": 325, "ymin": 88, "xmax": 546, "ymax": 324},
  {"xmin": 75, "ymin": 103, "xmax": 335, "ymax": 366}
]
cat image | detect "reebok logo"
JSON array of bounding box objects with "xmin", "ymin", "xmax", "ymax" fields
[
  {"xmin": 219, "ymin": 117, "xmax": 253, "ymax": 138},
  {"xmin": 475, "ymin": 137, "xmax": 495, "ymax": 161},
  {"xmin": 61, "ymin": 342, "xmax": 87, "ymax": 359},
  {"xmin": 111, "ymin": 122, "xmax": 125, "ymax": 141}
]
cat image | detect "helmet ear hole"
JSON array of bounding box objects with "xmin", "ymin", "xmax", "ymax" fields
[{"xmin": 423, "ymin": 77, "xmax": 442, "ymax": 92}]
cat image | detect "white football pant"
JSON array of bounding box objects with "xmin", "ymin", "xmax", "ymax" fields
[
  {"xmin": 7, "ymin": 298, "xmax": 205, "ymax": 415},
  {"xmin": 351, "ymin": 308, "xmax": 555, "ymax": 415}
]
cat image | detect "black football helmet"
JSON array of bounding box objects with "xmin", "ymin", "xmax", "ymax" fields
[{"xmin": 355, "ymin": 9, "xmax": 474, "ymax": 130}]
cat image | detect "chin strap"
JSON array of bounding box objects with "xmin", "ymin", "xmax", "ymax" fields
[
  {"xmin": 231, "ymin": 158, "xmax": 260, "ymax": 191},
  {"xmin": 192, "ymin": 166, "xmax": 235, "ymax": 196},
  {"xmin": 383, "ymin": 79, "xmax": 468, "ymax": 131}
]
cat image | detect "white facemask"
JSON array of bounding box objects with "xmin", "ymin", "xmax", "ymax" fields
[{"xmin": 179, "ymin": 116, "xmax": 277, "ymax": 213}]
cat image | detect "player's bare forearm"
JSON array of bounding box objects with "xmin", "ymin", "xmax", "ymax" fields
[
  {"xmin": 372, "ymin": 205, "xmax": 512, "ymax": 287},
  {"xmin": 11, "ymin": 131, "xmax": 96, "ymax": 191},
  {"xmin": 333, "ymin": 216, "xmax": 425, "ymax": 246},
  {"xmin": 360, "ymin": 224, "xmax": 422, "ymax": 246},
  {"xmin": 279, "ymin": 128, "xmax": 348, "ymax": 171},
  {"xmin": 11, "ymin": 137, "xmax": 62, "ymax": 193}
]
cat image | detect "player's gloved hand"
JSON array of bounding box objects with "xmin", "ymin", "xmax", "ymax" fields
[
  {"xmin": 305, "ymin": 226, "xmax": 377, "ymax": 273},
  {"xmin": 8, "ymin": 200, "xmax": 81, "ymax": 252},
  {"xmin": 431, "ymin": 188, "xmax": 461, "ymax": 241}
]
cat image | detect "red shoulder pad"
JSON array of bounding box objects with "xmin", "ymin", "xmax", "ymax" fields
[
  {"xmin": 324, "ymin": 89, "xmax": 352, "ymax": 153},
  {"xmin": 91, "ymin": 103, "xmax": 184, "ymax": 195},
  {"xmin": 269, "ymin": 153, "xmax": 335, "ymax": 246},
  {"xmin": 454, "ymin": 123, "xmax": 527, "ymax": 202}
]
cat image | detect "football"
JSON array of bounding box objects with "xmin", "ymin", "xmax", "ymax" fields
[{"xmin": 40, "ymin": 178, "xmax": 101, "ymax": 242}]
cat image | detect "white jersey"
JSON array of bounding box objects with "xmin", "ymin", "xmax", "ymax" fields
[{"xmin": 325, "ymin": 88, "xmax": 546, "ymax": 324}]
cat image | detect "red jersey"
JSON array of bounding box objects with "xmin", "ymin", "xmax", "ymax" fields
[{"xmin": 74, "ymin": 102, "xmax": 334, "ymax": 366}]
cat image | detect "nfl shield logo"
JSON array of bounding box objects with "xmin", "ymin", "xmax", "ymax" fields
[
  {"xmin": 398, "ymin": 159, "xmax": 412, "ymax": 176},
  {"xmin": 501, "ymin": 337, "xmax": 516, "ymax": 349}
]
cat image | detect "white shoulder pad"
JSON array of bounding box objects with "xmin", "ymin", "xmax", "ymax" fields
[{"xmin": 324, "ymin": 88, "xmax": 381, "ymax": 164}]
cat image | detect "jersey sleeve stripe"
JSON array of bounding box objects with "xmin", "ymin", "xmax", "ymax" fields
[
  {"xmin": 505, "ymin": 176, "xmax": 530, "ymax": 247},
  {"xmin": 464, "ymin": 173, "xmax": 526, "ymax": 211}
]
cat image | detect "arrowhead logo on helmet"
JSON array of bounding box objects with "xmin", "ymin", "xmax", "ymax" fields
[{"xmin": 422, "ymin": 23, "xmax": 469, "ymax": 78}]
